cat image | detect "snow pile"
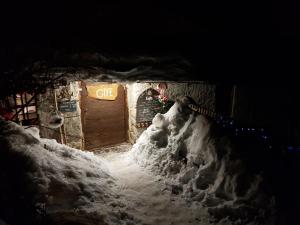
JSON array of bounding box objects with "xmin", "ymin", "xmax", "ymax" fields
[
  {"xmin": 131, "ymin": 97, "xmax": 276, "ymax": 224},
  {"xmin": 0, "ymin": 119, "xmax": 131, "ymax": 225}
]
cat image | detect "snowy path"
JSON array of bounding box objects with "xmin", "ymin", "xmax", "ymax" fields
[{"xmin": 98, "ymin": 144, "xmax": 209, "ymax": 225}]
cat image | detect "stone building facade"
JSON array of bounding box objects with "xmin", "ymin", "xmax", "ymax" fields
[
  {"xmin": 37, "ymin": 81, "xmax": 83, "ymax": 149},
  {"xmin": 37, "ymin": 81, "xmax": 216, "ymax": 148},
  {"xmin": 126, "ymin": 82, "xmax": 216, "ymax": 143}
]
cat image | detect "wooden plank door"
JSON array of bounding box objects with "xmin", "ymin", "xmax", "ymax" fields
[{"xmin": 81, "ymin": 82, "xmax": 127, "ymax": 150}]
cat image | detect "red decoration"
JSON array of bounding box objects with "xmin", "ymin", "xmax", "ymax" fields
[{"xmin": 0, "ymin": 106, "xmax": 13, "ymax": 120}]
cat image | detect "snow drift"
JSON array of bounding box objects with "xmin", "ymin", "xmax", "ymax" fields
[
  {"xmin": 131, "ymin": 97, "xmax": 276, "ymax": 224},
  {"xmin": 0, "ymin": 96, "xmax": 277, "ymax": 225},
  {"xmin": 0, "ymin": 119, "xmax": 129, "ymax": 225}
]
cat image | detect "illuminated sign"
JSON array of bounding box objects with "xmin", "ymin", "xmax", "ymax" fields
[{"xmin": 86, "ymin": 84, "xmax": 119, "ymax": 100}]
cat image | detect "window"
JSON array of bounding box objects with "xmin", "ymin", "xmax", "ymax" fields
[{"xmin": 13, "ymin": 93, "xmax": 38, "ymax": 125}]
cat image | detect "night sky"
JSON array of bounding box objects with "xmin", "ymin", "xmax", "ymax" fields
[{"xmin": 0, "ymin": 1, "xmax": 300, "ymax": 83}]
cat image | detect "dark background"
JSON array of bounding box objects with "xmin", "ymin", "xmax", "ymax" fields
[
  {"xmin": 1, "ymin": 2, "xmax": 300, "ymax": 224},
  {"xmin": 0, "ymin": 1, "xmax": 300, "ymax": 83},
  {"xmin": 0, "ymin": 1, "xmax": 300, "ymax": 135}
]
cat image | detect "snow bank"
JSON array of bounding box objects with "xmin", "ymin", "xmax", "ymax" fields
[
  {"xmin": 131, "ymin": 97, "xmax": 276, "ymax": 224},
  {"xmin": 0, "ymin": 119, "xmax": 130, "ymax": 225}
]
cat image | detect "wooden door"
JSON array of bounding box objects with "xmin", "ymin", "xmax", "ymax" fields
[{"xmin": 81, "ymin": 82, "xmax": 127, "ymax": 150}]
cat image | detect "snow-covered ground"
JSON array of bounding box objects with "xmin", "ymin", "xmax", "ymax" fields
[
  {"xmin": 0, "ymin": 97, "xmax": 276, "ymax": 225},
  {"xmin": 0, "ymin": 119, "xmax": 130, "ymax": 225},
  {"xmin": 130, "ymin": 97, "xmax": 276, "ymax": 225},
  {"xmin": 99, "ymin": 145, "xmax": 210, "ymax": 225}
]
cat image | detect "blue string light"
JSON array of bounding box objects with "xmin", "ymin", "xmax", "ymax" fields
[
  {"xmin": 287, "ymin": 146, "xmax": 300, "ymax": 152},
  {"xmin": 191, "ymin": 106, "xmax": 297, "ymax": 152},
  {"xmin": 215, "ymin": 115, "xmax": 273, "ymax": 149}
]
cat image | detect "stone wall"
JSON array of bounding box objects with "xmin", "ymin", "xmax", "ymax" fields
[
  {"xmin": 37, "ymin": 88, "xmax": 61, "ymax": 143},
  {"xmin": 126, "ymin": 82, "xmax": 216, "ymax": 143},
  {"xmin": 164, "ymin": 83, "xmax": 216, "ymax": 110},
  {"xmin": 37, "ymin": 81, "xmax": 83, "ymax": 149},
  {"xmin": 126, "ymin": 83, "xmax": 151, "ymax": 143},
  {"xmin": 56, "ymin": 81, "xmax": 83, "ymax": 149}
]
